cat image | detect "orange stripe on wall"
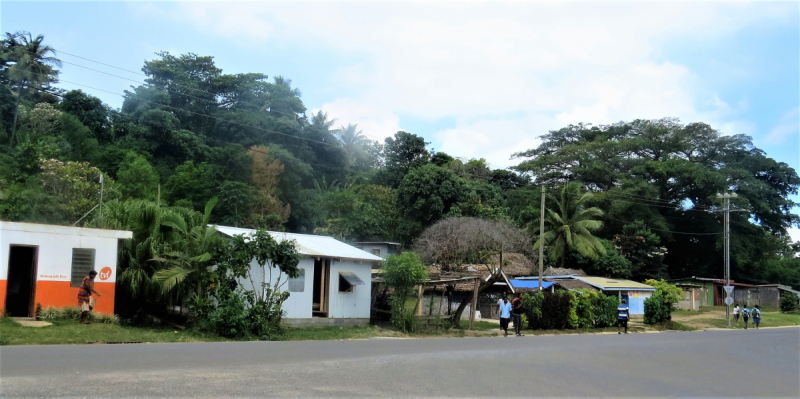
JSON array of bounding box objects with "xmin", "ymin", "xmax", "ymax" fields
[
  {"xmin": 0, "ymin": 280, "xmax": 6, "ymax": 313},
  {"xmin": 33, "ymin": 281, "xmax": 116, "ymax": 315}
]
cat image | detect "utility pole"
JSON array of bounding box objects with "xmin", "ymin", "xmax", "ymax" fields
[
  {"xmin": 539, "ymin": 186, "xmax": 546, "ymax": 290},
  {"xmin": 99, "ymin": 173, "xmax": 104, "ymax": 221},
  {"xmin": 716, "ymin": 192, "xmax": 738, "ymax": 327}
]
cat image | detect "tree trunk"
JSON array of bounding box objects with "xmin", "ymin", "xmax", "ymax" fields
[
  {"xmin": 450, "ymin": 274, "xmax": 500, "ymax": 328},
  {"xmin": 10, "ymin": 81, "xmax": 24, "ymax": 147}
]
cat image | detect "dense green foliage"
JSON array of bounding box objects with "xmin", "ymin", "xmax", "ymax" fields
[
  {"xmin": 383, "ymin": 252, "xmax": 428, "ymax": 332},
  {"xmin": 2, "ymin": 31, "xmax": 799, "ymax": 298},
  {"xmin": 645, "ymin": 279, "xmax": 683, "ymax": 307},
  {"xmin": 780, "ymin": 291, "xmax": 800, "ymax": 314},
  {"xmin": 644, "ymin": 294, "xmax": 672, "ymax": 325},
  {"xmin": 522, "ymin": 290, "xmax": 618, "ymax": 330},
  {"xmin": 194, "ymin": 230, "xmax": 300, "ymax": 339}
]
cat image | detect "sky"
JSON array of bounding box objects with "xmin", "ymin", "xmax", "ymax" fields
[{"xmin": 2, "ymin": 0, "xmax": 799, "ymax": 239}]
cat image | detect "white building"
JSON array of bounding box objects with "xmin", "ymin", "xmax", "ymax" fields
[
  {"xmin": 1, "ymin": 221, "xmax": 132, "ymax": 316},
  {"xmin": 215, "ymin": 226, "xmax": 383, "ymax": 327}
]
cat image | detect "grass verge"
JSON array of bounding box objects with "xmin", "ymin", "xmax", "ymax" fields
[
  {"xmin": 282, "ymin": 326, "xmax": 380, "ymax": 341},
  {"xmin": 696, "ymin": 312, "xmax": 800, "ymax": 329},
  {"xmin": 650, "ymin": 320, "xmax": 697, "ymax": 331},
  {"xmin": 0, "ymin": 317, "xmax": 224, "ymax": 345}
]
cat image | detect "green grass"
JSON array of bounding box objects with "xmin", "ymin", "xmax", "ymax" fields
[
  {"xmin": 672, "ymin": 307, "xmax": 715, "ymax": 316},
  {"xmin": 0, "ymin": 317, "xmax": 225, "ymax": 345},
  {"xmin": 282, "ymin": 326, "xmax": 380, "ymax": 341},
  {"xmin": 695, "ymin": 312, "xmax": 800, "ymax": 329}
]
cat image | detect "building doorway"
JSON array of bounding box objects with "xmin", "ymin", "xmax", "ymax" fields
[
  {"xmin": 312, "ymin": 258, "xmax": 329, "ymax": 317},
  {"xmin": 5, "ymin": 245, "xmax": 38, "ymax": 317}
]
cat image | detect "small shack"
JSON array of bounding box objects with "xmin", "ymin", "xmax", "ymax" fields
[
  {"xmin": 1, "ymin": 221, "xmax": 132, "ymax": 316},
  {"xmin": 352, "ymin": 242, "xmax": 401, "ymax": 260},
  {"xmin": 215, "ymin": 226, "xmax": 383, "ymax": 327},
  {"xmin": 675, "ymin": 284, "xmax": 702, "ymax": 311}
]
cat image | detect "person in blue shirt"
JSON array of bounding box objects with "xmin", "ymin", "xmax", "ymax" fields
[
  {"xmin": 752, "ymin": 305, "xmax": 761, "ymax": 329},
  {"xmin": 499, "ymin": 295, "xmax": 512, "ymax": 337},
  {"xmin": 741, "ymin": 306, "xmax": 750, "ymax": 329},
  {"xmin": 618, "ymin": 299, "xmax": 630, "ymax": 334}
]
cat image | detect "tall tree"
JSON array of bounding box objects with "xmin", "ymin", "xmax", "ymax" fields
[
  {"xmin": 335, "ymin": 123, "xmax": 368, "ymax": 167},
  {"xmin": 534, "ymin": 183, "xmax": 606, "ymax": 267},
  {"xmin": 3, "ymin": 32, "xmax": 61, "ymax": 146}
]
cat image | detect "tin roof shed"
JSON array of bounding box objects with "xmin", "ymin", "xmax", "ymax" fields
[{"xmin": 213, "ymin": 225, "xmax": 383, "ymax": 262}]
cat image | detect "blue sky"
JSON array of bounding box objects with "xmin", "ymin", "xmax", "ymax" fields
[{"xmin": 3, "ymin": 1, "xmax": 799, "ymax": 237}]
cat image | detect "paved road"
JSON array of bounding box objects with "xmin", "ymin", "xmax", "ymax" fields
[{"xmin": 2, "ymin": 328, "xmax": 798, "ymax": 397}]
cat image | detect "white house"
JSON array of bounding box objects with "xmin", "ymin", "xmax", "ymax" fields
[
  {"xmin": 1, "ymin": 221, "xmax": 132, "ymax": 316},
  {"xmin": 215, "ymin": 226, "xmax": 383, "ymax": 327}
]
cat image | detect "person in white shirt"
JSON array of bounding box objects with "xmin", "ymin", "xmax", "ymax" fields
[
  {"xmin": 733, "ymin": 304, "xmax": 740, "ymax": 324},
  {"xmin": 499, "ymin": 295, "xmax": 512, "ymax": 337}
]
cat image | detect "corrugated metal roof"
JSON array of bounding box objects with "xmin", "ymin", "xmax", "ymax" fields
[
  {"xmin": 213, "ymin": 225, "xmax": 384, "ymax": 262},
  {"xmin": 511, "ymin": 280, "xmax": 555, "ymax": 289},
  {"xmin": 575, "ymin": 276, "xmax": 656, "ymax": 291},
  {"xmin": 0, "ymin": 221, "xmax": 132, "ymax": 239}
]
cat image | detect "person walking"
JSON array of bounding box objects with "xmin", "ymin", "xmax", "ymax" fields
[
  {"xmin": 78, "ymin": 271, "xmax": 101, "ymax": 324},
  {"xmin": 733, "ymin": 304, "xmax": 740, "ymax": 324},
  {"xmin": 752, "ymin": 305, "xmax": 761, "ymax": 329},
  {"xmin": 499, "ymin": 295, "xmax": 512, "ymax": 337},
  {"xmin": 511, "ymin": 292, "xmax": 524, "ymax": 337},
  {"xmin": 617, "ymin": 299, "xmax": 630, "ymax": 334},
  {"xmin": 741, "ymin": 305, "xmax": 750, "ymax": 329}
]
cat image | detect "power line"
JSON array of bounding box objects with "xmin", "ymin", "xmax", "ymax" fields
[
  {"xmin": 604, "ymin": 191, "xmax": 713, "ymax": 210},
  {"xmin": 604, "ymin": 215, "xmax": 722, "ymax": 236}
]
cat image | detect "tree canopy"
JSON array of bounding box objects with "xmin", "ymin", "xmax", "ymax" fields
[{"xmin": 1, "ymin": 32, "xmax": 798, "ymax": 290}]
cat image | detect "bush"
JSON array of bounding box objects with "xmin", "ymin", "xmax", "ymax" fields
[
  {"xmin": 644, "ymin": 294, "xmax": 671, "ymax": 325},
  {"xmin": 780, "ymin": 291, "xmax": 800, "ymax": 313},
  {"xmin": 593, "ymin": 293, "xmax": 619, "ymax": 328},
  {"xmin": 522, "ymin": 292, "xmax": 544, "ymax": 328},
  {"xmin": 540, "ymin": 291, "xmax": 573, "ymax": 330},
  {"xmin": 523, "ymin": 290, "xmax": 619, "ymax": 330},
  {"xmin": 645, "ymin": 279, "xmax": 682, "ymax": 308},
  {"xmin": 383, "ymin": 252, "xmax": 428, "ymax": 332}
]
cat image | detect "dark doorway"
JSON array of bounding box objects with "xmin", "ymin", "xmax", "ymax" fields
[
  {"xmin": 5, "ymin": 245, "xmax": 38, "ymax": 317},
  {"xmin": 312, "ymin": 258, "xmax": 329, "ymax": 317}
]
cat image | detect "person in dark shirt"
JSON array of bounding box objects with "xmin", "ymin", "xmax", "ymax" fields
[
  {"xmin": 617, "ymin": 299, "xmax": 630, "ymax": 334},
  {"xmin": 511, "ymin": 292, "xmax": 524, "ymax": 336}
]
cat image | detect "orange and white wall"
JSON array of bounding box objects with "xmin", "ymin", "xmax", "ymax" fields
[{"xmin": 0, "ymin": 222, "xmax": 132, "ymax": 316}]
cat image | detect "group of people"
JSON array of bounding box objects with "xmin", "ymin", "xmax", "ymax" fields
[
  {"xmin": 498, "ymin": 293, "xmax": 525, "ymax": 337},
  {"xmin": 732, "ymin": 304, "xmax": 762, "ymax": 329}
]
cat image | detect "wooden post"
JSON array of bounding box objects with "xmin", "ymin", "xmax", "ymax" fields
[
  {"xmin": 415, "ymin": 285, "xmax": 424, "ymax": 316},
  {"xmin": 468, "ymin": 278, "xmax": 480, "ymax": 330}
]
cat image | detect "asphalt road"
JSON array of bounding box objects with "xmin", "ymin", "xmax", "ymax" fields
[{"xmin": 1, "ymin": 328, "xmax": 799, "ymax": 397}]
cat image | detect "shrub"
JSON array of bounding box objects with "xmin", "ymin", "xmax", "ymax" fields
[
  {"xmin": 644, "ymin": 293, "xmax": 671, "ymax": 325},
  {"xmin": 573, "ymin": 290, "xmax": 595, "ymax": 329},
  {"xmin": 522, "ymin": 292, "xmax": 544, "ymax": 329},
  {"xmin": 35, "ymin": 303, "xmax": 43, "ymax": 320},
  {"xmin": 540, "ymin": 291, "xmax": 573, "ymax": 330},
  {"xmin": 645, "ymin": 279, "xmax": 682, "ymax": 308},
  {"xmin": 593, "ymin": 293, "xmax": 619, "ymax": 328},
  {"xmin": 780, "ymin": 291, "xmax": 800, "ymax": 313},
  {"xmin": 383, "ymin": 252, "xmax": 428, "ymax": 332}
]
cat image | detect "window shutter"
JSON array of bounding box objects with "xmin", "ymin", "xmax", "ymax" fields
[{"xmin": 71, "ymin": 248, "xmax": 96, "ymax": 287}]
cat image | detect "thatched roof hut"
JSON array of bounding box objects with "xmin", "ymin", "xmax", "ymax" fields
[{"xmin": 542, "ymin": 267, "xmax": 586, "ymax": 276}]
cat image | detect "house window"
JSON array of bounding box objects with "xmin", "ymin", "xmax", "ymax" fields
[
  {"xmin": 371, "ymin": 249, "xmax": 381, "ymax": 256},
  {"xmin": 70, "ymin": 248, "xmax": 96, "ymax": 287},
  {"xmin": 289, "ymin": 268, "xmax": 305, "ymax": 292},
  {"xmin": 339, "ymin": 271, "xmax": 365, "ymax": 293}
]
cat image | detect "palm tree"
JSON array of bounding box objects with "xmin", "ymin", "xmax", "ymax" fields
[
  {"xmin": 4, "ymin": 32, "xmax": 61, "ymax": 146},
  {"xmin": 533, "ymin": 183, "xmax": 606, "ymax": 267},
  {"xmin": 152, "ymin": 198, "xmax": 221, "ymax": 298},
  {"xmin": 335, "ymin": 123, "xmax": 368, "ymax": 166}
]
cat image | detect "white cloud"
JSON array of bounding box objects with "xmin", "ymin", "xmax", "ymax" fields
[
  {"xmin": 764, "ymin": 108, "xmax": 799, "ymax": 145},
  {"xmin": 163, "ymin": 1, "xmax": 795, "ymax": 166}
]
